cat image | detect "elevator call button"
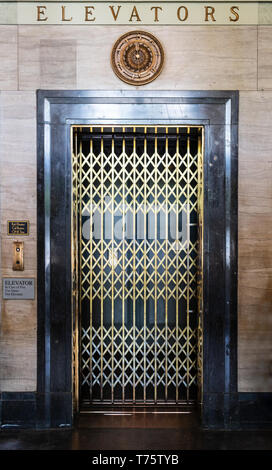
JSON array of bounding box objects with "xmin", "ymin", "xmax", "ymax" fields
[{"xmin": 13, "ymin": 241, "xmax": 24, "ymax": 271}]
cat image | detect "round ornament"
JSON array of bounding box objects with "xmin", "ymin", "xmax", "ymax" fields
[{"xmin": 111, "ymin": 31, "xmax": 164, "ymax": 86}]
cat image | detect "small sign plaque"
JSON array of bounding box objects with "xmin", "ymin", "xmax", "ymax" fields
[
  {"xmin": 3, "ymin": 278, "xmax": 35, "ymax": 300},
  {"xmin": 8, "ymin": 220, "xmax": 29, "ymax": 236},
  {"xmin": 7, "ymin": 220, "xmax": 29, "ymax": 236}
]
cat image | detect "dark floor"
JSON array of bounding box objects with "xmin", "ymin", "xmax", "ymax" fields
[{"xmin": 0, "ymin": 408, "xmax": 272, "ymax": 450}]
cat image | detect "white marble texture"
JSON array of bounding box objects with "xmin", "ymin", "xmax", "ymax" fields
[
  {"xmin": 238, "ymin": 91, "xmax": 272, "ymax": 392},
  {"xmin": 0, "ymin": 91, "xmax": 37, "ymax": 392},
  {"xmin": 258, "ymin": 26, "xmax": 272, "ymax": 90},
  {"xmin": 18, "ymin": 25, "xmax": 258, "ymax": 90},
  {"xmin": 0, "ymin": 24, "xmax": 272, "ymax": 393},
  {"xmin": 0, "ymin": 26, "xmax": 18, "ymax": 90}
]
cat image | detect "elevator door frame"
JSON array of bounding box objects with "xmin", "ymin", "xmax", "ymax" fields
[
  {"xmin": 37, "ymin": 90, "xmax": 238, "ymax": 429},
  {"xmin": 73, "ymin": 125, "xmax": 204, "ymax": 408}
]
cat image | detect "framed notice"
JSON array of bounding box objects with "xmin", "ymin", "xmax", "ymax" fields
[
  {"xmin": 3, "ymin": 278, "xmax": 35, "ymax": 300},
  {"xmin": 7, "ymin": 220, "xmax": 29, "ymax": 236}
]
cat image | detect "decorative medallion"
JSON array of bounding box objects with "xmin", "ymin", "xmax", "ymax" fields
[{"xmin": 111, "ymin": 31, "xmax": 164, "ymax": 86}]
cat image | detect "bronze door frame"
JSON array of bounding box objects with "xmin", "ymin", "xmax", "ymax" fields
[{"xmin": 37, "ymin": 90, "xmax": 238, "ymax": 429}]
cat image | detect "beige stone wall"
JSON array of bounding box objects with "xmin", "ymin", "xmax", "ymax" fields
[{"xmin": 0, "ymin": 25, "xmax": 271, "ymax": 392}]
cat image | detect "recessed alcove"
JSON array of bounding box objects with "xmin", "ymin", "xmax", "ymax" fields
[{"xmin": 36, "ymin": 90, "xmax": 238, "ymax": 429}]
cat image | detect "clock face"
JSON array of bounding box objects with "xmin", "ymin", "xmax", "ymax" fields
[{"xmin": 111, "ymin": 31, "xmax": 164, "ymax": 86}]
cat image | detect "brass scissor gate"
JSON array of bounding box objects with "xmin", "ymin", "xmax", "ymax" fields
[{"xmin": 72, "ymin": 126, "xmax": 203, "ymax": 408}]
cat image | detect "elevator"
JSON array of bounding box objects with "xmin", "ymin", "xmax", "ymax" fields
[
  {"xmin": 72, "ymin": 125, "xmax": 204, "ymax": 410},
  {"xmin": 36, "ymin": 90, "xmax": 238, "ymax": 429}
]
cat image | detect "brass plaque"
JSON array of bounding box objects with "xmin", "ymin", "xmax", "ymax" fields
[
  {"xmin": 8, "ymin": 220, "xmax": 29, "ymax": 235},
  {"xmin": 13, "ymin": 241, "xmax": 24, "ymax": 271},
  {"xmin": 111, "ymin": 31, "xmax": 164, "ymax": 86}
]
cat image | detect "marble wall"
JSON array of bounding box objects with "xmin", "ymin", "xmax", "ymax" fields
[{"xmin": 0, "ymin": 24, "xmax": 271, "ymax": 392}]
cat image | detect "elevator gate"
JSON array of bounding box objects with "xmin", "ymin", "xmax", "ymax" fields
[{"xmin": 72, "ymin": 126, "xmax": 203, "ymax": 407}]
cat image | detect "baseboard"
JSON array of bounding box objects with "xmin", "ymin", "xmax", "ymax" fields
[
  {"xmin": 0, "ymin": 392, "xmax": 37, "ymax": 429},
  {"xmin": 238, "ymin": 392, "xmax": 272, "ymax": 430},
  {"xmin": 0, "ymin": 392, "xmax": 73, "ymax": 429}
]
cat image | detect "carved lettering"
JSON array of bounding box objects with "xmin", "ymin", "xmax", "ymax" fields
[
  {"xmin": 229, "ymin": 6, "xmax": 239, "ymax": 22},
  {"xmin": 32, "ymin": 3, "xmax": 247, "ymax": 26},
  {"xmin": 85, "ymin": 6, "xmax": 95, "ymax": 22},
  {"xmin": 129, "ymin": 6, "xmax": 141, "ymax": 22},
  {"xmin": 61, "ymin": 5, "xmax": 73, "ymax": 22},
  {"xmin": 177, "ymin": 6, "xmax": 188, "ymax": 22},
  {"xmin": 37, "ymin": 6, "xmax": 48, "ymax": 22},
  {"xmin": 204, "ymin": 6, "xmax": 216, "ymax": 22},
  {"xmin": 109, "ymin": 5, "xmax": 122, "ymax": 21},
  {"xmin": 151, "ymin": 6, "xmax": 162, "ymax": 22}
]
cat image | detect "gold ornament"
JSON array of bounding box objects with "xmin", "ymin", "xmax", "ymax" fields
[{"xmin": 111, "ymin": 31, "xmax": 164, "ymax": 86}]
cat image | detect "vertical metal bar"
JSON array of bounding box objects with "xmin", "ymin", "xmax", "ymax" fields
[
  {"xmin": 43, "ymin": 121, "xmax": 51, "ymax": 426},
  {"xmin": 196, "ymin": 129, "xmax": 201, "ymax": 401},
  {"xmin": 100, "ymin": 128, "xmax": 104, "ymax": 401},
  {"xmin": 89, "ymin": 129, "xmax": 93, "ymax": 402},
  {"xmin": 79, "ymin": 134, "xmax": 83, "ymax": 404},
  {"xmin": 200, "ymin": 127, "xmax": 204, "ymax": 400},
  {"xmin": 111, "ymin": 128, "xmax": 115, "ymax": 404},
  {"xmin": 165, "ymin": 127, "xmax": 169, "ymax": 401},
  {"xmin": 197, "ymin": 128, "xmax": 204, "ymax": 403},
  {"xmin": 73, "ymin": 129, "xmax": 79, "ymax": 412},
  {"xmin": 186, "ymin": 127, "xmax": 191, "ymax": 402},
  {"xmin": 143, "ymin": 127, "xmax": 147, "ymax": 403},
  {"xmin": 154, "ymin": 127, "xmax": 158, "ymax": 404},
  {"xmin": 175, "ymin": 128, "xmax": 179, "ymax": 403},
  {"xmin": 122, "ymin": 128, "xmax": 126, "ymax": 402},
  {"xmin": 133, "ymin": 129, "xmax": 136, "ymax": 403}
]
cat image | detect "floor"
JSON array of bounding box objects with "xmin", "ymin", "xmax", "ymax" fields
[{"xmin": 1, "ymin": 407, "xmax": 272, "ymax": 450}]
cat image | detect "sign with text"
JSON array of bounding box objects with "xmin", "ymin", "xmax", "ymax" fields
[
  {"xmin": 0, "ymin": 2, "xmax": 263, "ymax": 25},
  {"xmin": 3, "ymin": 278, "xmax": 35, "ymax": 300},
  {"xmin": 7, "ymin": 220, "xmax": 29, "ymax": 236}
]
